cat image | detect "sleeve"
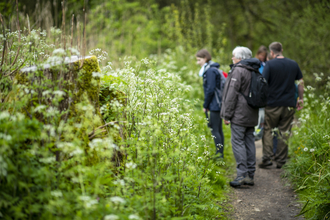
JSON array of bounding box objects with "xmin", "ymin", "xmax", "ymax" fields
[
  {"xmin": 295, "ymin": 63, "xmax": 303, "ymax": 80},
  {"xmin": 203, "ymin": 68, "xmax": 217, "ymax": 109},
  {"xmin": 221, "ymin": 68, "xmax": 242, "ymax": 120},
  {"xmin": 263, "ymin": 63, "xmax": 270, "ymax": 82}
]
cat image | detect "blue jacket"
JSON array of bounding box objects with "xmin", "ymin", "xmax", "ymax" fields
[{"xmin": 203, "ymin": 62, "xmax": 222, "ymax": 111}]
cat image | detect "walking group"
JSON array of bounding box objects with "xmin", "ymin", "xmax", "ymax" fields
[{"xmin": 196, "ymin": 42, "xmax": 304, "ymax": 187}]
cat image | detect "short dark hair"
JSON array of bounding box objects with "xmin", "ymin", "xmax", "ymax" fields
[
  {"xmin": 196, "ymin": 49, "xmax": 212, "ymax": 62},
  {"xmin": 269, "ymin": 42, "xmax": 282, "ymax": 54}
]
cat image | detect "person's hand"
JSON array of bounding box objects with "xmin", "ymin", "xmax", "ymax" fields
[
  {"xmin": 224, "ymin": 120, "xmax": 230, "ymax": 125},
  {"xmin": 203, "ymin": 108, "xmax": 209, "ymax": 113},
  {"xmin": 296, "ymin": 99, "xmax": 303, "ymax": 111}
]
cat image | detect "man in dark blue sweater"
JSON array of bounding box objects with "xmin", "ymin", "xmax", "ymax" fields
[{"xmin": 259, "ymin": 42, "xmax": 304, "ymax": 169}]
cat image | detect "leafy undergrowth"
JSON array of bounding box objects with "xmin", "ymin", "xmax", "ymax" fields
[
  {"xmin": 284, "ymin": 74, "xmax": 330, "ymax": 220},
  {"xmin": 0, "ymin": 29, "xmax": 235, "ymax": 219}
]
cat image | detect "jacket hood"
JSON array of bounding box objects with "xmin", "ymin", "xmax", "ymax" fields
[
  {"xmin": 209, "ymin": 61, "xmax": 220, "ymax": 68},
  {"xmin": 237, "ymin": 58, "xmax": 261, "ymax": 71},
  {"xmin": 204, "ymin": 61, "xmax": 220, "ymax": 73}
]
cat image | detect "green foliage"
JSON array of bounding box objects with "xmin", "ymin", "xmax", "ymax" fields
[
  {"xmin": 284, "ymin": 74, "xmax": 330, "ymax": 219},
  {"xmin": 0, "ymin": 28, "xmax": 233, "ymax": 219}
]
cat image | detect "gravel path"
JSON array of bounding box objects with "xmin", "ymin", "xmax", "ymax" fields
[{"xmin": 230, "ymin": 140, "xmax": 304, "ymax": 220}]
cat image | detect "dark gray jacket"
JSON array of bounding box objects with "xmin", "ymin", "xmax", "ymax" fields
[{"xmin": 220, "ymin": 58, "xmax": 260, "ymax": 127}]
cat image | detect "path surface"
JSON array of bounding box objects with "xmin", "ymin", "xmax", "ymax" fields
[{"xmin": 230, "ymin": 140, "xmax": 304, "ymax": 220}]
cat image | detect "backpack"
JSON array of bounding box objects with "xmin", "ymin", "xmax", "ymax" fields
[
  {"xmin": 214, "ymin": 69, "xmax": 226, "ymax": 109},
  {"xmin": 240, "ymin": 70, "xmax": 268, "ymax": 108}
]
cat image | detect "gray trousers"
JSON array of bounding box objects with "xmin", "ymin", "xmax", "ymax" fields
[{"xmin": 231, "ymin": 123, "xmax": 256, "ymax": 177}]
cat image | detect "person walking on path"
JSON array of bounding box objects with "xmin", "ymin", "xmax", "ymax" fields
[
  {"xmin": 254, "ymin": 45, "xmax": 268, "ymax": 141},
  {"xmin": 196, "ymin": 49, "xmax": 226, "ymax": 159},
  {"xmin": 259, "ymin": 42, "xmax": 304, "ymax": 169},
  {"xmin": 220, "ymin": 46, "xmax": 260, "ymax": 187}
]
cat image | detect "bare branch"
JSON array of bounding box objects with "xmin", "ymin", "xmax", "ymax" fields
[
  {"xmin": 88, "ymin": 129, "xmax": 107, "ymax": 140},
  {"xmin": 88, "ymin": 121, "xmax": 127, "ymax": 138}
]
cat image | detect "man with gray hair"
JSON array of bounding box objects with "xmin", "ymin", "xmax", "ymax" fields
[
  {"xmin": 259, "ymin": 42, "xmax": 304, "ymax": 169},
  {"xmin": 221, "ymin": 46, "xmax": 260, "ymax": 187}
]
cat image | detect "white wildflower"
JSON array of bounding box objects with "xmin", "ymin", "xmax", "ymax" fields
[
  {"xmin": 89, "ymin": 138, "xmax": 103, "ymax": 149},
  {"xmin": 69, "ymin": 147, "xmax": 84, "ymax": 156},
  {"xmin": 53, "ymin": 90, "xmax": 66, "ymax": 97},
  {"xmin": 310, "ymin": 148, "xmax": 315, "ymax": 153},
  {"xmin": 104, "ymin": 215, "xmax": 119, "ymax": 220},
  {"xmin": 113, "ymin": 179, "xmax": 125, "ymax": 186},
  {"xmin": 304, "ymin": 147, "xmax": 308, "ymax": 152},
  {"xmin": 125, "ymin": 162, "xmax": 137, "ymax": 169},
  {"xmin": 86, "ymin": 199, "xmax": 98, "ymax": 208},
  {"xmin": 0, "ymin": 111, "xmax": 10, "ymax": 120},
  {"xmin": 52, "ymin": 48, "xmax": 66, "ymax": 55},
  {"xmin": 39, "ymin": 157, "xmax": 56, "ymax": 164},
  {"xmin": 51, "ymin": 190, "xmax": 63, "ymax": 197},
  {"xmin": 129, "ymin": 214, "xmax": 140, "ymax": 220},
  {"xmin": 33, "ymin": 105, "xmax": 47, "ymax": 113},
  {"xmin": 92, "ymin": 72, "xmax": 102, "ymax": 78},
  {"xmin": 110, "ymin": 196, "xmax": 126, "ymax": 205}
]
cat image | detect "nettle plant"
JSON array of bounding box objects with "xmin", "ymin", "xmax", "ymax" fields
[{"xmin": 285, "ymin": 73, "xmax": 330, "ymax": 219}]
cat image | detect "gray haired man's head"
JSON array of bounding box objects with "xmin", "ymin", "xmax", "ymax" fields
[{"xmin": 232, "ymin": 46, "xmax": 252, "ymax": 60}]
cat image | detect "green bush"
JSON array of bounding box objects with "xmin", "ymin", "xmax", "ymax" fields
[{"xmin": 284, "ymin": 74, "xmax": 330, "ymax": 219}]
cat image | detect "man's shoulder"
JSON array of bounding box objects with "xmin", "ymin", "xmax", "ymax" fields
[{"xmin": 268, "ymin": 58, "xmax": 298, "ymax": 65}]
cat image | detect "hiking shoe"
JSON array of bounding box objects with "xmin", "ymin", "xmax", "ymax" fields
[
  {"xmin": 276, "ymin": 163, "xmax": 285, "ymax": 169},
  {"xmin": 230, "ymin": 176, "xmax": 247, "ymax": 187},
  {"xmin": 258, "ymin": 160, "xmax": 273, "ymax": 169},
  {"xmin": 244, "ymin": 176, "xmax": 254, "ymax": 186}
]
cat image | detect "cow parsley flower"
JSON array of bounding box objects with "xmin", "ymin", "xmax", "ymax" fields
[
  {"xmin": 110, "ymin": 196, "xmax": 126, "ymax": 205},
  {"xmin": 104, "ymin": 215, "xmax": 119, "ymax": 220}
]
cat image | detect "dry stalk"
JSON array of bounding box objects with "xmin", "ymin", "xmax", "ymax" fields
[
  {"xmin": 26, "ymin": 14, "xmax": 31, "ymax": 34},
  {"xmin": 77, "ymin": 20, "xmax": 80, "ymax": 53},
  {"xmin": 61, "ymin": 0, "xmax": 66, "ymax": 50},
  {"xmin": 0, "ymin": 13, "xmax": 6, "ymax": 69},
  {"xmin": 79, "ymin": 1, "xmax": 87, "ymax": 69},
  {"xmin": 71, "ymin": 14, "xmax": 74, "ymax": 48},
  {"xmin": 9, "ymin": 0, "xmax": 21, "ymax": 68}
]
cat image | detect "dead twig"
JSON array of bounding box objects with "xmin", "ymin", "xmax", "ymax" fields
[
  {"xmin": 88, "ymin": 129, "xmax": 107, "ymax": 140},
  {"xmin": 88, "ymin": 121, "xmax": 127, "ymax": 137}
]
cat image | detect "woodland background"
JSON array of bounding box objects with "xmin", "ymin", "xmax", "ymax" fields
[{"xmin": 1, "ymin": 0, "xmax": 329, "ymax": 85}]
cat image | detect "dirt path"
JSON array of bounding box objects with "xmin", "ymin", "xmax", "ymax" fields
[{"xmin": 230, "ymin": 140, "xmax": 304, "ymax": 220}]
